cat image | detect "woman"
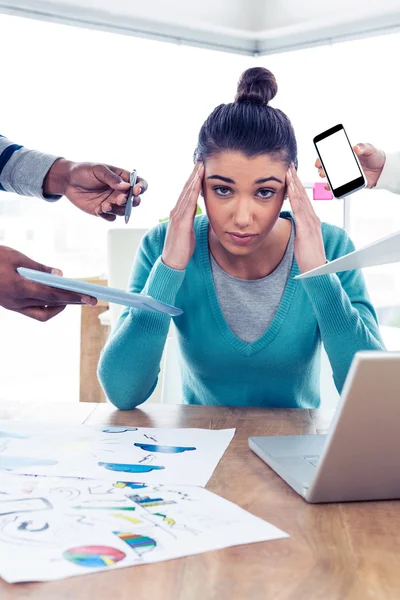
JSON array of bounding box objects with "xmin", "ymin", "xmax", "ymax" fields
[{"xmin": 98, "ymin": 67, "xmax": 384, "ymax": 410}]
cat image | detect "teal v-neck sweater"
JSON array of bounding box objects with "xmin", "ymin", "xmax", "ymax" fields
[{"xmin": 98, "ymin": 213, "xmax": 384, "ymax": 410}]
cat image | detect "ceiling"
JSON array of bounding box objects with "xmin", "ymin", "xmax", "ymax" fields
[{"xmin": 1, "ymin": 0, "xmax": 400, "ymax": 55}]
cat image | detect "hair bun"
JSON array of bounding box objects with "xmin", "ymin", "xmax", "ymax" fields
[{"xmin": 235, "ymin": 67, "xmax": 278, "ymax": 106}]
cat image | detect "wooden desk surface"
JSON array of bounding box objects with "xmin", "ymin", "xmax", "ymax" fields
[{"xmin": 0, "ymin": 402, "xmax": 398, "ymax": 600}]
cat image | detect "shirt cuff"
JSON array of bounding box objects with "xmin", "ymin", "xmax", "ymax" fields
[
  {"xmin": 1, "ymin": 147, "xmax": 62, "ymax": 201},
  {"xmin": 300, "ymin": 273, "xmax": 357, "ymax": 337},
  {"xmin": 375, "ymin": 152, "xmax": 400, "ymax": 194}
]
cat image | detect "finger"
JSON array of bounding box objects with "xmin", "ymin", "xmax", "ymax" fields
[
  {"xmin": 285, "ymin": 169, "xmax": 299, "ymax": 211},
  {"xmin": 107, "ymin": 205, "xmax": 126, "ymax": 216},
  {"xmin": 17, "ymin": 305, "xmax": 67, "ymax": 322},
  {"xmin": 20, "ymin": 281, "xmax": 97, "ymax": 306},
  {"xmin": 99, "ymin": 212, "xmax": 117, "ymax": 222},
  {"xmin": 16, "ymin": 255, "xmax": 63, "ymax": 277},
  {"xmin": 354, "ymin": 143, "xmax": 376, "ymax": 157},
  {"xmin": 314, "ymin": 157, "xmax": 327, "ymax": 179},
  {"xmin": 176, "ymin": 163, "xmax": 204, "ymax": 215},
  {"xmin": 292, "ymin": 165, "xmax": 315, "ymax": 209},
  {"xmin": 132, "ymin": 195, "xmax": 141, "ymax": 208},
  {"xmin": 94, "ymin": 165, "xmax": 131, "ymax": 191},
  {"xmin": 135, "ymin": 177, "xmax": 148, "ymax": 195},
  {"xmin": 286, "ymin": 165, "xmax": 308, "ymax": 213},
  {"xmin": 175, "ymin": 163, "xmax": 203, "ymax": 211}
]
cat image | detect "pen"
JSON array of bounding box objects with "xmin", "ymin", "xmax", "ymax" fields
[{"xmin": 124, "ymin": 169, "xmax": 138, "ymax": 224}]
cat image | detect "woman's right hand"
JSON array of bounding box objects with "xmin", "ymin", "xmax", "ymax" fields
[
  {"xmin": 315, "ymin": 143, "xmax": 386, "ymax": 190},
  {"xmin": 162, "ymin": 162, "xmax": 204, "ymax": 270}
]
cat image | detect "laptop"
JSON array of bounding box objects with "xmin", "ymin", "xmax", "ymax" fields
[{"xmin": 249, "ymin": 351, "xmax": 400, "ymax": 503}]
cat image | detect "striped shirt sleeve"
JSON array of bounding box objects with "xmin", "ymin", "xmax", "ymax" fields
[{"xmin": 0, "ymin": 135, "xmax": 62, "ymax": 201}]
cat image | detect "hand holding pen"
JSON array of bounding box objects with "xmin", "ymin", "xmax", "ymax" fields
[{"xmin": 97, "ymin": 168, "xmax": 147, "ymax": 222}]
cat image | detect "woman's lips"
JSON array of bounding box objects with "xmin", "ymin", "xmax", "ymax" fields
[{"xmin": 227, "ymin": 232, "xmax": 258, "ymax": 246}]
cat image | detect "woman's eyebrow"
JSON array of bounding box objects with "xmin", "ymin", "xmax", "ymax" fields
[
  {"xmin": 206, "ymin": 175, "xmax": 235, "ymax": 184},
  {"xmin": 254, "ymin": 176, "xmax": 283, "ymax": 184},
  {"xmin": 206, "ymin": 175, "xmax": 283, "ymax": 184}
]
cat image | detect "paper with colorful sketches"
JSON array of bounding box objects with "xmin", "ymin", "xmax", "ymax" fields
[
  {"xmin": 0, "ymin": 423, "xmax": 235, "ymax": 486},
  {"xmin": 0, "ymin": 473, "xmax": 288, "ymax": 583}
]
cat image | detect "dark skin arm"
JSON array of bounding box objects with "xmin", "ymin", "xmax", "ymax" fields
[
  {"xmin": 0, "ymin": 246, "xmax": 96, "ymax": 322},
  {"xmin": 43, "ymin": 159, "xmax": 148, "ymax": 221}
]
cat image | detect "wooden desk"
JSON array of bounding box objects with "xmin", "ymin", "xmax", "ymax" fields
[{"xmin": 1, "ymin": 403, "xmax": 399, "ymax": 600}]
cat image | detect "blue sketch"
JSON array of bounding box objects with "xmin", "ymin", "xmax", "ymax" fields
[
  {"xmin": 0, "ymin": 431, "xmax": 30, "ymax": 439},
  {"xmin": 101, "ymin": 427, "xmax": 138, "ymax": 433},
  {"xmin": 0, "ymin": 457, "xmax": 57, "ymax": 471},
  {"xmin": 98, "ymin": 462, "xmax": 164, "ymax": 473},
  {"xmin": 134, "ymin": 443, "xmax": 196, "ymax": 454}
]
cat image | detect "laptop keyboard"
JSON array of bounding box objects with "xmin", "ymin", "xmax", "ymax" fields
[{"xmin": 303, "ymin": 455, "xmax": 320, "ymax": 468}]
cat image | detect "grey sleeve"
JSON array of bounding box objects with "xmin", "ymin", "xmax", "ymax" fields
[{"xmin": 0, "ymin": 135, "xmax": 62, "ymax": 201}]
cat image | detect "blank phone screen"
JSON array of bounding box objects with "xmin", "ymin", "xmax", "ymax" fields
[{"xmin": 316, "ymin": 129, "xmax": 362, "ymax": 190}]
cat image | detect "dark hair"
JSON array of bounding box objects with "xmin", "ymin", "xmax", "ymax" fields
[{"xmin": 194, "ymin": 67, "xmax": 298, "ymax": 168}]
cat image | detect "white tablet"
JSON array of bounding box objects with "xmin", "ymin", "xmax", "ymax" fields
[{"xmin": 17, "ymin": 268, "xmax": 183, "ymax": 317}]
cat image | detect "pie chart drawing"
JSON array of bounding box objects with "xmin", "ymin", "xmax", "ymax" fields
[{"xmin": 64, "ymin": 545, "xmax": 126, "ymax": 568}]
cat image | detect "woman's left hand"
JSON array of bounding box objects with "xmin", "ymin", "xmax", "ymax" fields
[{"xmin": 286, "ymin": 163, "xmax": 327, "ymax": 273}]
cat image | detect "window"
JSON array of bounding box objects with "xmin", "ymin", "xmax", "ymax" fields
[{"xmin": 1, "ymin": 12, "xmax": 400, "ymax": 403}]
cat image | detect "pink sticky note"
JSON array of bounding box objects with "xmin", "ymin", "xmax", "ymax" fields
[{"xmin": 313, "ymin": 183, "xmax": 333, "ymax": 200}]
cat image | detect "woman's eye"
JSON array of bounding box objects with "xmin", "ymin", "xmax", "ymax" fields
[
  {"xmin": 214, "ymin": 186, "xmax": 232, "ymax": 196},
  {"xmin": 256, "ymin": 188, "xmax": 274, "ymax": 200}
]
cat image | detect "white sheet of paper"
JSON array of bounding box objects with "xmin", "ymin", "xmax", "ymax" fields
[
  {"xmin": 0, "ymin": 423, "xmax": 234, "ymax": 486},
  {"xmin": 295, "ymin": 229, "xmax": 400, "ymax": 279},
  {"xmin": 0, "ymin": 474, "xmax": 288, "ymax": 583}
]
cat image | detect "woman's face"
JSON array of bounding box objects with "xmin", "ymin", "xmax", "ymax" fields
[{"xmin": 203, "ymin": 151, "xmax": 288, "ymax": 256}]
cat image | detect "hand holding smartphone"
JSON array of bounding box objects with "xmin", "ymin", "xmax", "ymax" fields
[{"xmin": 313, "ymin": 124, "xmax": 366, "ymax": 199}]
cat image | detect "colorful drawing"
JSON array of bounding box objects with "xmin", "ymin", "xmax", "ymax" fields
[
  {"xmin": 64, "ymin": 545, "xmax": 126, "ymax": 568},
  {"xmin": 154, "ymin": 513, "xmax": 176, "ymax": 527},
  {"xmin": 129, "ymin": 495, "xmax": 176, "ymax": 508},
  {"xmin": 73, "ymin": 506, "xmax": 137, "ymax": 511},
  {"xmin": 112, "ymin": 513, "xmax": 142, "ymax": 525},
  {"xmin": 0, "ymin": 457, "xmax": 58, "ymax": 471},
  {"xmin": 113, "ymin": 482, "xmax": 147, "ymax": 490},
  {"xmin": 114, "ymin": 532, "xmax": 156, "ymax": 555},
  {"xmin": 101, "ymin": 427, "xmax": 138, "ymax": 433},
  {"xmin": 134, "ymin": 443, "xmax": 196, "ymax": 454},
  {"xmin": 98, "ymin": 462, "xmax": 164, "ymax": 474}
]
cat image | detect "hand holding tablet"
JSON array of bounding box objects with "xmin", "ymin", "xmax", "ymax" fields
[{"xmin": 17, "ymin": 268, "xmax": 183, "ymax": 316}]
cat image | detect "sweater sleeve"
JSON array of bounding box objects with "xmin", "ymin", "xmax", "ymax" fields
[
  {"xmin": 0, "ymin": 135, "xmax": 61, "ymax": 200},
  {"xmin": 300, "ymin": 227, "xmax": 385, "ymax": 393},
  {"xmin": 98, "ymin": 225, "xmax": 186, "ymax": 410},
  {"xmin": 375, "ymin": 151, "xmax": 400, "ymax": 195}
]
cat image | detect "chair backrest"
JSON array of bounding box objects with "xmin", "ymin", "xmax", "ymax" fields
[
  {"xmin": 161, "ymin": 334, "xmax": 183, "ymax": 404},
  {"xmin": 107, "ymin": 228, "xmax": 148, "ymax": 330},
  {"xmin": 106, "ymin": 227, "xmax": 172, "ymax": 405}
]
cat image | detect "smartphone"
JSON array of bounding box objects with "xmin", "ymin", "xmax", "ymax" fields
[{"xmin": 313, "ymin": 124, "xmax": 366, "ymax": 199}]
